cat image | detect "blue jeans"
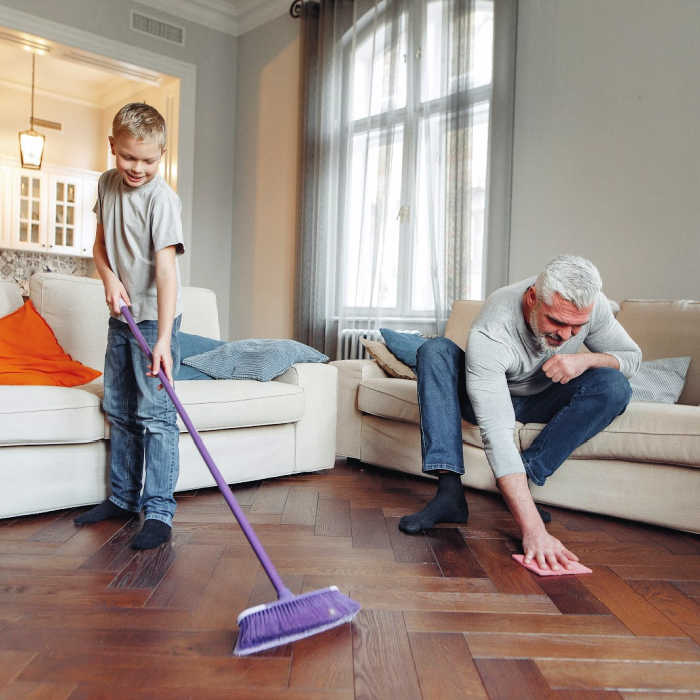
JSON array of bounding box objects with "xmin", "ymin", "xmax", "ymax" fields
[
  {"xmin": 416, "ymin": 337, "xmax": 632, "ymax": 486},
  {"xmin": 103, "ymin": 315, "xmax": 181, "ymax": 525}
]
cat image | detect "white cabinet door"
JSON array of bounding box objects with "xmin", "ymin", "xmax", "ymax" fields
[
  {"xmin": 0, "ymin": 166, "xmax": 10, "ymax": 247},
  {"xmin": 48, "ymin": 174, "xmax": 82, "ymax": 255},
  {"xmin": 13, "ymin": 171, "xmax": 48, "ymax": 252},
  {"xmin": 79, "ymin": 173, "xmax": 99, "ymax": 257}
]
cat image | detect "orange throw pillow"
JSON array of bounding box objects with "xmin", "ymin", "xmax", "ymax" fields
[{"xmin": 0, "ymin": 300, "xmax": 101, "ymax": 386}]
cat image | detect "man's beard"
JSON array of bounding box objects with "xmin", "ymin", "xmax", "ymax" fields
[{"xmin": 529, "ymin": 309, "xmax": 559, "ymax": 353}]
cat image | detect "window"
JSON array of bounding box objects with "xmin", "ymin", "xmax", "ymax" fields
[{"xmin": 337, "ymin": 0, "xmax": 494, "ymax": 320}]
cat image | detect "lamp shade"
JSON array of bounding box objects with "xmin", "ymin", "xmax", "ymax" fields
[{"xmin": 19, "ymin": 128, "xmax": 45, "ymax": 169}]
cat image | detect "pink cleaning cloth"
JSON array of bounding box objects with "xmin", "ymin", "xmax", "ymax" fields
[{"xmin": 512, "ymin": 553, "xmax": 592, "ymax": 576}]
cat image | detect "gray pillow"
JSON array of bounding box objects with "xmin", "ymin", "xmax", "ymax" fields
[
  {"xmin": 629, "ymin": 356, "xmax": 691, "ymax": 403},
  {"xmin": 182, "ymin": 338, "xmax": 329, "ymax": 381}
]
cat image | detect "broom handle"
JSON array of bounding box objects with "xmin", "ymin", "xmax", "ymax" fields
[{"xmin": 119, "ymin": 305, "xmax": 293, "ymax": 600}]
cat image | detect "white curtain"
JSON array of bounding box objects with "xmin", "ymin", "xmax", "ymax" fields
[{"xmin": 296, "ymin": 0, "xmax": 517, "ymax": 358}]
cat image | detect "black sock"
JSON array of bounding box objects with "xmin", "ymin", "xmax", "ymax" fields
[
  {"xmin": 537, "ymin": 506, "xmax": 552, "ymax": 524},
  {"xmin": 398, "ymin": 472, "xmax": 468, "ymax": 534},
  {"xmin": 74, "ymin": 500, "xmax": 132, "ymax": 525},
  {"xmin": 130, "ymin": 519, "xmax": 172, "ymax": 550}
]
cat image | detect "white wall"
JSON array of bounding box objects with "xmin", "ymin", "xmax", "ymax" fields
[
  {"xmin": 231, "ymin": 14, "xmax": 300, "ymax": 339},
  {"xmin": 510, "ymin": 0, "xmax": 700, "ymax": 301},
  {"xmin": 0, "ymin": 84, "xmax": 103, "ymax": 171},
  {"xmin": 0, "ymin": 0, "xmax": 237, "ymax": 337}
]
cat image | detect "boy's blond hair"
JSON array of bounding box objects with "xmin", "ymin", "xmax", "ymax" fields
[{"xmin": 112, "ymin": 103, "xmax": 167, "ymax": 150}]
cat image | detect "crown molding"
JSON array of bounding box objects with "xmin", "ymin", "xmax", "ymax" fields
[{"xmin": 135, "ymin": 0, "xmax": 291, "ymax": 37}]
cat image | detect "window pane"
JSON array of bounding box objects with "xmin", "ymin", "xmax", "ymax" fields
[
  {"xmin": 56, "ymin": 205, "xmax": 64, "ymax": 224},
  {"xmin": 421, "ymin": 0, "xmax": 493, "ymax": 103},
  {"xmin": 352, "ymin": 12, "xmax": 407, "ymax": 120},
  {"xmin": 20, "ymin": 199, "xmax": 28, "ymax": 220},
  {"xmin": 31, "ymin": 223, "xmax": 39, "ymax": 243},
  {"xmin": 19, "ymin": 221, "xmax": 27, "ymax": 242},
  {"xmin": 21, "ymin": 177, "xmax": 28, "ymax": 197},
  {"xmin": 32, "ymin": 200, "xmax": 40, "ymax": 221},
  {"xmin": 66, "ymin": 206, "xmax": 74, "ymax": 226},
  {"xmin": 55, "ymin": 226, "xmax": 64, "ymax": 246},
  {"xmin": 343, "ymin": 126, "xmax": 404, "ymax": 309},
  {"xmin": 412, "ymin": 102, "xmax": 490, "ymax": 311},
  {"xmin": 67, "ymin": 184, "xmax": 76, "ymax": 203},
  {"xmin": 66, "ymin": 228, "xmax": 74, "ymax": 247},
  {"xmin": 32, "ymin": 178, "xmax": 40, "ymax": 198},
  {"xmin": 56, "ymin": 182, "xmax": 64, "ymax": 201}
]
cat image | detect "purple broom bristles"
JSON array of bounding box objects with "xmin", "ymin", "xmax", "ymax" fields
[
  {"xmin": 235, "ymin": 586, "xmax": 360, "ymax": 656},
  {"xmin": 120, "ymin": 305, "xmax": 361, "ymax": 658}
]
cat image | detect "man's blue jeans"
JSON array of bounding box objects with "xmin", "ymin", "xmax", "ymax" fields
[
  {"xmin": 416, "ymin": 337, "xmax": 632, "ymax": 486},
  {"xmin": 102, "ymin": 315, "xmax": 181, "ymax": 525}
]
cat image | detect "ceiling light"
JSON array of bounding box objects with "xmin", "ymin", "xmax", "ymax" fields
[{"xmin": 18, "ymin": 53, "xmax": 45, "ymax": 169}]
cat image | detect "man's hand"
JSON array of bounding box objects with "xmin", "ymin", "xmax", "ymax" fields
[
  {"xmin": 497, "ymin": 472, "xmax": 580, "ymax": 571},
  {"xmin": 149, "ymin": 338, "xmax": 173, "ymax": 387},
  {"xmin": 542, "ymin": 353, "xmax": 590, "ymax": 384},
  {"xmin": 105, "ymin": 279, "xmax": 131, "ymax": 316},
  {"xmin": 522, "ymin": 528, "xmax": 580, "ymax": 571}
]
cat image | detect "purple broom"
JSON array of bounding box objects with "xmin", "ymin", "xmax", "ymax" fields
[{"xmin": 119, "ymin": 305, "xmax": 360, "ymax": 655}]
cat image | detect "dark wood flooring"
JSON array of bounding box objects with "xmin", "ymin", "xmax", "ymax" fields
[{"xmin": 0, "ymin": 459, "xmax": 698, "ymax": 699}]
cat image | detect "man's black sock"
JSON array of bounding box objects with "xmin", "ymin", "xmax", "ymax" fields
[
  {"xmin": 130, "ymin": 519, "xmax": 172, "ymax": 550},
  {"xmin": 74, "ymin": 500, "xmax": 132, "ymax": 525},
  {"xmin": 537, "ymin": 506, "xmax": 552, "ymax": 524},
  {"xmin": 398, "ymin": 472, "xmax": 468, "ymax": 534}
]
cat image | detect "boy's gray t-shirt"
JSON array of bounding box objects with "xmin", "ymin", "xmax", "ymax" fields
[{"xmin": 94, "ymin": 169, "xmax": 185, "ymax": 323}]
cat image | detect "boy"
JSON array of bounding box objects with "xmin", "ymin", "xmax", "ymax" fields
[{"xmin": 74, "ymin": 103, "xmax": 185, "ymax": 550}]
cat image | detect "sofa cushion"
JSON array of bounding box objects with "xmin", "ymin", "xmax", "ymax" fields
[
  {"xmin": 616, "ymin": 299, "xmax": 700, "ymax": 405},
  {"xmin": 357, "ymin": 377, "xmax": 521, "ymax": 449},
  {"xmin": 0, "ymin": 385, "xmax": 105, "ymax": 445},
  {"xmin": 519, "ymin": 401, "xmax": 700, "ymax": 468},
  {"xmin": 0, "ymin": 280, "xmax": 23, "ymax": 318},
  {"xmin": 29, "ymin": 273, "xmax": 223, "ymax": 376},
  {"xmin": 91, "ymin": 378, "xmax": 305, "ymax": 437},
  {"xmin": 0, "ymin": 300, "xmax": 101, "ymax": 387}
]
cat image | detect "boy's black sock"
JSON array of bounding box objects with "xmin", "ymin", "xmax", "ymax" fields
[
  {"xmin": 74, "ymin": 500, "xmax": 132, "ymax": 525},
  {"xmin": 398, "ymin": 472, "xmax": 468, "ymax": 534},
  {"xmin": 537, "ymin": 506, "xmax": 552, "ymax": 524},
  {"xmin": 130, "ymin": 519, "xmax": 172, "ymax": 550}
]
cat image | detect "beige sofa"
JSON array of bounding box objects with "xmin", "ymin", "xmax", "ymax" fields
[
  {"xmin": 0, "ymin": 272, "xmax": 337, "ymax": 519},
  {"xmin": 333, "ymin": 299, "xmax": 700, "ymax": 533}
]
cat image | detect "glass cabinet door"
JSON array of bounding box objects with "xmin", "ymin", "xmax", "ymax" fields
[
  {"xmin": 52, "ymin": 178, "xmax": 79, "ymax": 250},
  {"xmin": 18, "ymin": 173, "xmax": 43, "ymax": 247}
]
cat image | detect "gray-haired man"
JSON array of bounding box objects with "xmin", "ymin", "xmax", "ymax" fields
[{"xmin": 399, "ymin": 255, "xmax": 641, "ymax": 571}]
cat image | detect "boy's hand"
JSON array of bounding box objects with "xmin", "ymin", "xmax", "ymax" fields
[
  {"xmin": 105, "ymin": 279, "xmax": 131, "ymax": 316},
  {"xmin": 149, "ymin": 338, "xmax": 173, "ymax": 388}
]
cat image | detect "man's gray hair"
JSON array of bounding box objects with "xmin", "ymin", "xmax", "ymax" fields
[{"xmin": 534, "ymin": 255, "xmax": 602, "ymax": 309}]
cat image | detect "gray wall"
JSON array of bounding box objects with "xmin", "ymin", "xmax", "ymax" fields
[
  {"xmin": 0, "ymin": 0, "xmax": 237, "ymax": 337},
  {"xmin": 231, "ymin": 13, "xmax": 301, "ymax": 340},
  {"xmin": 510, "ymin": 0, "xmax": 700, "ymax": 301}
]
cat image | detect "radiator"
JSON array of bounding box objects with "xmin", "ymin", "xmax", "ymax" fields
[{"xmin": 339, "ymin": 328, "xmax": 382, "ymax": 360}]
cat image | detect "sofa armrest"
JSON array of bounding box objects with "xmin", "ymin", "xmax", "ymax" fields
[
  {"xmin": 329, "ymin": 359, "xmax": 387, "ymax": 459},
  {"xmin": 275, "ymin": 363, "xmax": 338, "ymax": 472}
]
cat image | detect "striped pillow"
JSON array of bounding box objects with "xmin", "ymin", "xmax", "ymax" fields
[
  {"xmin": 182, "ymin": 338, "xmax": 329, "ymax": 381},
  {"xmin": 629, "ymin": 356, "xmax": 691, "ymax": 403}
]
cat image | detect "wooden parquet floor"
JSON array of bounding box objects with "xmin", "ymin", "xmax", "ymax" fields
[{"xmin": 0, "ymin": 459, "xmax": 698, "ymax": 699}]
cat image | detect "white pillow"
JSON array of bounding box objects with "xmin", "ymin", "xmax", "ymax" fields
[{"xmin": 630, "ymin": 356, "xmax": 692, "ymax": 403}]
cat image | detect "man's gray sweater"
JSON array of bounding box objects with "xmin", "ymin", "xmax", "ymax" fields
[{"xmin": 466, "ymin": 277, "xmax": 641, "ymax": 479}]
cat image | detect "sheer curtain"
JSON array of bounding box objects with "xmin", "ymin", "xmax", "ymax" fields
[{"xmin": 296, "ymin": 0, "xmax": 517, "ymax": 358}]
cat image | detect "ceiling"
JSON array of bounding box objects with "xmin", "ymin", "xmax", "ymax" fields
[
  {"xmin": 136, "ymin": 0, "xmax": 291, "ymax": 36},
  {"xmin": 0, "ymin": 29, "xmax": 168, "ymax": 108}
]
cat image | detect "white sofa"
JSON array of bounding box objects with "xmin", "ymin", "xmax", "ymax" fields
[
  {"xmin": 0, "ymin": 272, "xmax": 337, "ymax": 519},
  {"xmin": 333, "ymin": 299, "xmax": 700, "ymax": 533}
]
